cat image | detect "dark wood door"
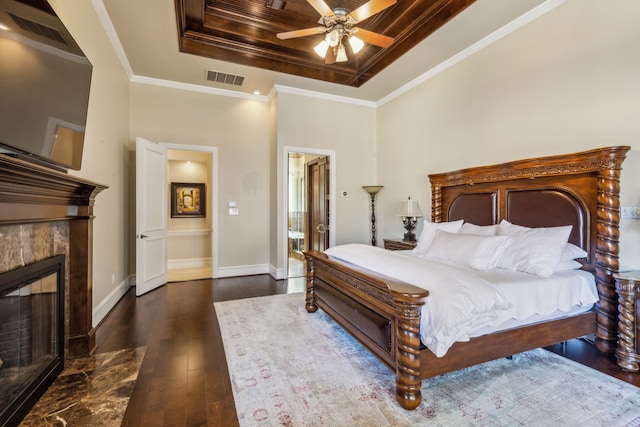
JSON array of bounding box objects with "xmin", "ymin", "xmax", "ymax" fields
[{"xmin": 307, "ymin": 157, "xmax": 330, "ymax": 251}]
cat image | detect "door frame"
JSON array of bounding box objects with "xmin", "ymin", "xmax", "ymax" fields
[
  {"xmin": 281, "ymin": 146, "xmax": 336, "ymax": 279},
  {"xmin": 161, "ymin": 142, "xmax": 220, "ymax": 278}
]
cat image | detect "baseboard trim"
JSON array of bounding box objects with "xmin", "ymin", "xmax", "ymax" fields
[
  {"xmin": 92, "ymin": 276, "xmax": 132, "ymax": 327},
  {"xmin": 218, "ymin": 264, "xmax": 269, "ymax": 278},
  {"xmin": 270, "ymin": 264, "xmax": 285, "ymax": 280},
  {"xmin": 168, "ymin": 257, "xmax": 212, "ymax": 270}
]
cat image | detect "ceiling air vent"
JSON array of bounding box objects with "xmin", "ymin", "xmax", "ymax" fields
[
  {"xmin": 8, "ymin": 12, "xmax": 68, "ymax": 46},
  {"xmin": 206, "ymin": 70, "xmax": 245, "ymax": 86}
]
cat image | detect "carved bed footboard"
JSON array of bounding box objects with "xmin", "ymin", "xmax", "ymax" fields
[{"xmin": 304, "ymin": 251, "xmax": 428, "ymax": 409}]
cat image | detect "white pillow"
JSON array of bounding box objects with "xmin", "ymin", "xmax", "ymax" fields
[
  {"xmin": 561, "ymin": 243, "xmax": 588, "ymax": 261},
  {"xmin": 459, "ymin": 222, "xmax": 499, "ymax": 236},
  {"xmin": 555, "ymin": 259, "xmax": 583, "ymax": 271},
  {"xmin": 413, "ymin": 220, "xmax": 464, "ymax": 255},
  {"xmin": 497, "ymin": 220, "xmax": 572, "ymax": 277},
  {"xmin": 422, "ymin": 230, "xmax": 512, "ymax": 271}
]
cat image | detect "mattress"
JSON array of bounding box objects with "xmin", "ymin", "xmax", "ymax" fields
[{"xmin": 324, "ymin": 244, "xmax": 598, "ymax": 357}]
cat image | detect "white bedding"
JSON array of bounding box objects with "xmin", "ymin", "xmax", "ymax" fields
[{"xmin": 323, "ymin": 244, "xmax": 597, "ymax": 357}]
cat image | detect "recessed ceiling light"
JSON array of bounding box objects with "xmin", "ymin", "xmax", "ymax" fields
[
  {"xmin": 252, "ymin": 89, "xmax": 261, "ymax": 96},
  {"xmin": 265, "ymin": 0, "xmax": 286, "ymax": 11}
]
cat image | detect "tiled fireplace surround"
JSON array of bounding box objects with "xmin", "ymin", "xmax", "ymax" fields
[{"xmin": 0, "ymin": 154, "xmax": 106, "ymax": 360}]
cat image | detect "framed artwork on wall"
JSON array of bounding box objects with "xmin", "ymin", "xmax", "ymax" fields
[{"xmin": 171, "ymin": 182, "xmax": 206, "ymax": 218}]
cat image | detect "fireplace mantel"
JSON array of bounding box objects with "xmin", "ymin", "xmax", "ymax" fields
[{"xmin": 0, "ymin": 154, "xmax": 107, "ymax": 358}]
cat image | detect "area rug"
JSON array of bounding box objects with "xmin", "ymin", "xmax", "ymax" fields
[
  {"xmin": 216, "ymin": 293, "xmax": 640, "ymax": 427},
  {"xmin": 19, "ymin": 346, "xmax": 146, "ymax": 427}
]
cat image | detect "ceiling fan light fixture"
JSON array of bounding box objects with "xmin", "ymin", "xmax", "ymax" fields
[
  {"xmin": 275, "ymin": 0, "xmax": 397, "ymax": 64},
  {"xmin": 314, "ymin": 40, "xmax": 329, "ymax": 57},
  {"xmin": 336, "ymin": 44, "xmax": 348, "ymax": 62},
  {"xmin": 349, "ymin": 36, "xmax": 364, "ymax": 54},
  {"xmin": 325, "ymin": 29, "xmax": 341, "ymax": 47}
]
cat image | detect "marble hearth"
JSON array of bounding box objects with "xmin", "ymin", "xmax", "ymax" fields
[{"xmin": 19, "ymin": 346, "xmax": 146, "ymax": 426}]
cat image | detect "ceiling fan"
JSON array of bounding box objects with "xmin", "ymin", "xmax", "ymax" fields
[{"xmin": 276, "ymin": 0, "xmax": 396, "ymax": 64}]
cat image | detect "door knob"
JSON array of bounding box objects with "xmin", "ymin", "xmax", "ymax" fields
[
  {"xmin": 316, "ymin": 224, "xmax": 326, "ymax": 233},
  {"xmin": 138, "ymin": 234, "xmax": 148, "ymax": 239}
]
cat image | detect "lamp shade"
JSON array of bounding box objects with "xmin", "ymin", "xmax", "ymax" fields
[
  {"xmin": 349, "ymin": 35, "xmax": 364, "ymax": 53},
  {"xmin": 325, "ymin": 29, "xmax": 340, "ymax": 47},
  {"xmin": 314, "ymin": 40, "xmax": 329, "ymax": 57},
  {"xmin": 397, "ymin": 198, "xmax": 422, "ymax": 218},
  {"xmin": 362, "ymin": 185, "xmax": 383, "ymax": 195},
  {"xmin": 336, "ymin": 44, "xmax": 348, "ymax": 62}
]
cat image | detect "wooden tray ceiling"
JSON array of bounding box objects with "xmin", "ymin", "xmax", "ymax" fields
[{"xmin": 175, "ymin": 0, "xmax": 476, "ymax": 87}]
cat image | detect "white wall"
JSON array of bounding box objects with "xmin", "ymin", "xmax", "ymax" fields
[
  {"xmin": 275, "ymin": 92, "xmax": 378, "ymax": 262},
  {"xmin": 129, "ymin": 83, "xmax": 271, "ymax": 274},
  {"xmin": 48, "ymin": 0, "xmax": 132, "ymax": 324},
  {"xmin": 377, "ymin": 0, "xmax": 640, "ymax": 270}
]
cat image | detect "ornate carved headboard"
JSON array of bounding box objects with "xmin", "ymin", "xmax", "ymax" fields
[{"xmin": 428, "ymin": 146, "xmax": 630, "ymax": 354}]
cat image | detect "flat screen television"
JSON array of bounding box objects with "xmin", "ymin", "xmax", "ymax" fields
[{"xmin": 0, "ymin": 0, "xmax": 92, "ymax": 171}]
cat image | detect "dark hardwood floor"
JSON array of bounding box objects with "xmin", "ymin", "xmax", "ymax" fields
[{"xmin": 94, "ymin": 275, "xmax": 639, "ymax": 426}]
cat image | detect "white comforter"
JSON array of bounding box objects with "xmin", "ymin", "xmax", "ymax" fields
[{"xmin": 323, "ymin": 244, "xmax": 597, "ymax": 357}]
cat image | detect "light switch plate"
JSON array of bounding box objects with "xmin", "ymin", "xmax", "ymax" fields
[{"xmin": 621, "ymin": 206, "xmax": 640, "ymax": 219}]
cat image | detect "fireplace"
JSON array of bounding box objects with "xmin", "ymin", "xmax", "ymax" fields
[
  {"xmin": 0, "ymin": 154, "xmax": 106, "ymax": 425},
  {"xmin": 0, "ymin": 255, "xmax": 65, "ymax": 426}
]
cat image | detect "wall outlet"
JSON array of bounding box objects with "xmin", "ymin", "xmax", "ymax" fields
[{"xmin": 621, "ymin": 206, "xmax": 640, "ymax": 219}]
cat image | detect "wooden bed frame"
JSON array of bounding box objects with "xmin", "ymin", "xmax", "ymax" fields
[{"xmin": 304, "ymin": 146, "xmax": 630, "ymax": 410}]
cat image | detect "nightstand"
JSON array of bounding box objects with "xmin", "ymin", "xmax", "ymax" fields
[
  {"xmin": 383, "ymin": 238, "xmax": 417, "ymax": 251},
  {"xmin": 613, "ymin": 271, "xmax": 640, "ymax": 373}
]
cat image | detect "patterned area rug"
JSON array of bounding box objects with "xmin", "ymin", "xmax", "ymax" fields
[
  {"xmin": 19, "ymin": 347, "xmax": 146, "ymax": 426},
  {"xmin": 216, "ymin": 293, "xmax": 640, "ymax": 427}
]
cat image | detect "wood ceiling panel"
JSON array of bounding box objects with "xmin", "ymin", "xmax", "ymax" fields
[{"xmin": 175, "ymin": 0, "xmax": 476, "ymax": 87}]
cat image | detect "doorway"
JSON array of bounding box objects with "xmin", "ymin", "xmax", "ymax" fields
[
  {"xmin": 166, "ymin": 149, "xmax": 215, "ymax": 282},
  {"xmin": 287, "ymin": 153, "xmax": 306, "ymax": 278},
  {"xmin": 136, "ymin": 138, "xmax": 219, "ymax": 296},
  {"xmin": 284, "ymin": 148, "xmax": 335, "ymax": 279}
]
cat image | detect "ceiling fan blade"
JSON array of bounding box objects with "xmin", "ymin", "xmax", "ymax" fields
[
  {"xmin": 349, "ymin": 0, "xmax": 396, "ymax": 23},
  {"xmin": 355, "ymin": 28, "xmax": 394, "ymax": 48},
  {"xmin": 306, "ymin": 0, "xmax": 334, "ymax": 17},
  {"xmin": 277, "ymin": 27, "xmax": 325, "ymax": 40},
  {"xmin": 325, "ymin": 47, "xmax": 337, "ymax": 64}
]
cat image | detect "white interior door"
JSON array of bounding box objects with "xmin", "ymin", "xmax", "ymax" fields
[{"xmin": 136, "ymin": 137, "xmax": 167, "ymax": 296}]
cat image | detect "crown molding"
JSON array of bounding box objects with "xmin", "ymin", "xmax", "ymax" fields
[
  {"xmin": 91, "ymin": 0, "xmax": 133, "ymax": 78},
  {"xmin": 130, "ymin": 75, "xmax": 270, "ymax": 102},
  {"xmin": 273, "ymin": 85, "xmax": 376, "ymax": 108}
]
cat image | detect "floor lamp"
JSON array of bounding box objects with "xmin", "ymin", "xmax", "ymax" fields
[{"xmin": 362, "ymin": 185, "xmax": 383, "ymax": 246}]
